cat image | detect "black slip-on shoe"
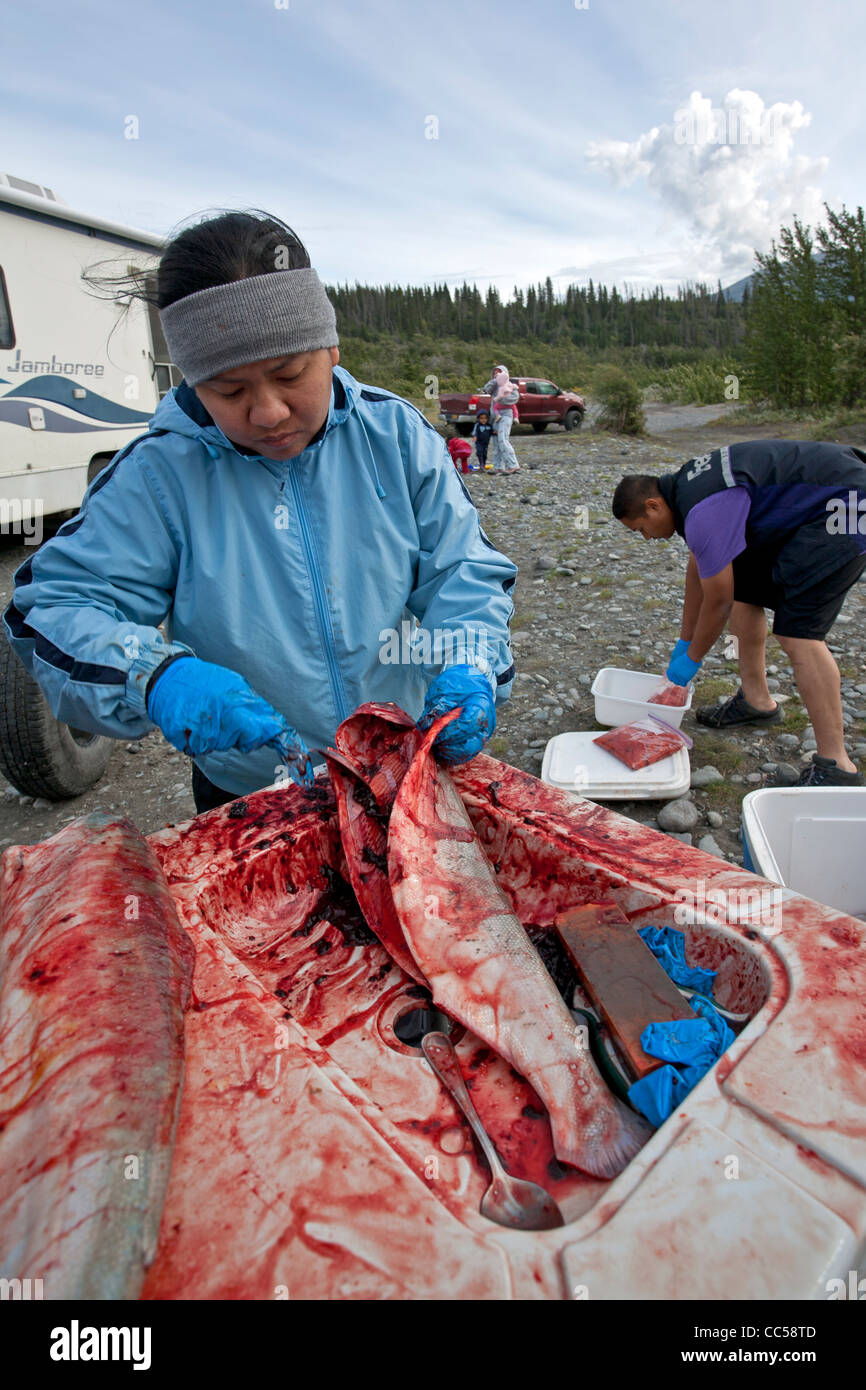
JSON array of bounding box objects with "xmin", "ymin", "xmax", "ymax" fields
[
  {"xmin": 695, "ymin": 687, "xmax": 783, "ymax": 729},
  {"xmin": 797, "ymin": 755, "xmax": 864, "ymax": 786}
]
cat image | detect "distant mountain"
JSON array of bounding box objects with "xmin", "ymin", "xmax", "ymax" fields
[
  {"xmin": 722, "ymin": 274, "xmax": 753, "ymax": 302},
  {"xmin": 722, "ymin": 250, "xmax": 827, "ymax": 303}
]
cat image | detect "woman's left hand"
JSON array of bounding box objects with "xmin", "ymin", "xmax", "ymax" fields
[{"xmin": 419, "ymin": 664, "xmax": 496, "ymax": 765}]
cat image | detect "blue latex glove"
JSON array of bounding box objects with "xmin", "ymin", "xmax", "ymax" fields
[
  {"xmin": 628, "ymin": 997, "xmax": 734, "ymax": 1126},
  {"xmin": 637, "ymin": 926, "xmax": 716, "ymax": 996},
  {"xmin": 640, "ymin": 1001, "xmax": 734, "ymax": 1070},
  {"xmin": 666, "ymin": 650, "xmax": 703, "ymax": 686},
  {"xmin": 418, "ymin": 663, "xmax": 496, "ymax": 765},
  {"xmin": 670, "ymin": 637, "xmax": 691, "ymax": 665},
  {"xmin": 147, "ymin": 655, "xmax": 314, "ymax": 785}
]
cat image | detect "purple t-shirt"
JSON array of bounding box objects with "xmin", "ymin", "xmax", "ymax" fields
[{"xmin": 684, "ymin": 488, "xmax": 751, "ymax": 578}]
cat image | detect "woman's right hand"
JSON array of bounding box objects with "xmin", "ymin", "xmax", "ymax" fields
[{"xmin": 146, "ymin": 654, "xmax": 313, "ymax": 782}]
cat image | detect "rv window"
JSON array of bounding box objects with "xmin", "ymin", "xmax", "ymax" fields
[
  {"xmin": 154, "ymin": 362, "xmax": 182, "ymax": 399},
  {"xmin": 0, "ymin": 267, "xmax": 14, "ymax": 349}
]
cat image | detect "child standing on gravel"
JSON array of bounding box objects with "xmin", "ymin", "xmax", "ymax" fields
[{"xmin": 473, "ymin": 411, "xmax": 493, "ymax": 471}]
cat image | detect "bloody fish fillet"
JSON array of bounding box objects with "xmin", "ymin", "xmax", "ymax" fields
[
  {"xmin": 324, "ymin": 702, "xmax": 429, "ymax": 982},
  {"xmin": 324, "ymin": 746, "xmax": 427, "ymax": 984},
  {"xmin": 388, "ymin": 720, "xmax": 651, "ymax": 1180},
  {"xmin": 0, "ymin": 814, "xmax": 194, "ymax": 1299},
  {"xmin": 648, "ymin": 681, "xmax": 688, "ymax": 707},
  {"xmin": 334, "ymin": 702, "xmax": 423, "ymax": 810},
  {"xmin": 593, "ymin": 722, "xmax": 685, "ymax": 770}
]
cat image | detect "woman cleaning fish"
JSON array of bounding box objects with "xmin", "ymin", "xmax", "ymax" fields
[{"xmin": 3, "ymin": 211, "xmax": 518, "ymax": 810}]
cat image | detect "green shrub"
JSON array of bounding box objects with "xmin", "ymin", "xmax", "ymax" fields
[
  {"xmin": 655, "ymin": 360, "xmax": 743, "ymax": 404},
  {"xmin": 592, "ymin": 365, "xmax": 646, "ymax": 435}
]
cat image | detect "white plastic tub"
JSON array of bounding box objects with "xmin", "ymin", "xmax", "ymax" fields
[
  {"xmin": 742, "ymin": 786, "xmax": 866, "ymax": 918},
  {"xmin": 590, "ymin": 666, "xmax": 693, "ymax": 728},
  {"xmin": 541, "ymin": 729, "xmax": 691, "ymax": 801}
]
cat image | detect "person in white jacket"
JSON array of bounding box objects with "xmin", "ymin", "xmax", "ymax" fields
[{"xmin": 482, "ymin": 365, "xmax": 521, "ymax": 474}]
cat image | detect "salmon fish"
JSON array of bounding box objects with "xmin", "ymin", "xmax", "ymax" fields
[
  {"xmin": 0, "ymin": 814, "xmax": 194, "ymax": 1299},
  {"xmin": 388, "ymin": 719, "xmax": 651, "ymax": 1180},
  {"xmin": 324, "ymin": 746, "xmax": 427, "ymax": 984},
  {"xmin": 324, "ymin": 702, "xmax": 428, "ymax": 983}
]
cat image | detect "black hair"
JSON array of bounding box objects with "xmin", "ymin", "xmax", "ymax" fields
[
  {"xmin": 82, "ymin": 208, "xmax": 310, "ymax": 310},
  {"xmin": 611, "ymin": 474, "xmax": 662, "ymax": 520}
]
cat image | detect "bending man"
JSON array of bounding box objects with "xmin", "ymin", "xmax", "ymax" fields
[{"xmin": 612, "ymin": 440, "xmax": 866, "ymax": 787}]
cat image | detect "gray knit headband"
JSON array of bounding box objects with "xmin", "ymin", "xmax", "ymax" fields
[{"xmin": 158, "ymin": 269, "xmax": 339, "ymax": 386}]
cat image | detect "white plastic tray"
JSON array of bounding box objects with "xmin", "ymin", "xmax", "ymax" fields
[
  {"xmin": 590, "ymin": 666, "xmax": 692, "ymax": 728},
  {"xmin": 541, "ymin": 730, "xmax": 691, "ymax": 801}
]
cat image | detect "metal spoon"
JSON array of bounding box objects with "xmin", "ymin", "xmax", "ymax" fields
[{"xmin": 421, "ymin": 1031, "xmax": 564, "ymax": 1231}]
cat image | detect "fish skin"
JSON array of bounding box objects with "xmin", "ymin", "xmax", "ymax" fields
[
  {"xmin": 324, "ymin": 749, "xmax": 427, "ymax": 985},
  {"xmin": 388, "ymin": 721, "xmax": 651, "ymax": 1181},
  {"xmin": 0, "ymin": 813, "xmax": 194, "ymax": 1299}
]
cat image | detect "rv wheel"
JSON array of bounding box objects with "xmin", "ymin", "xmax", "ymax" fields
[{"xmin": 0, "ymin": 633, "xmax": 113, "ymax": 799}]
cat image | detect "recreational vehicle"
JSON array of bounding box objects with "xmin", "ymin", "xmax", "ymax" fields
[
  {"xmin": 0, "ymin": 173, "xmax": 173, "ymax": 526},
  {"xmin": 0, "ymin": 176, "xmax": 173, "ymax": 799}
]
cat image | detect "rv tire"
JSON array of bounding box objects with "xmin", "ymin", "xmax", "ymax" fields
[{"xmin": 0, "ymin": 633, "xmax": 113, "ymax": 799}]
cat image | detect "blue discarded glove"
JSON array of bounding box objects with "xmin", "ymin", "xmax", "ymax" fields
[
  {"xmin": 666, "ymin": 650, "xmax": 702, "ymax": 686},
  {"xmin": 627, "ymin": 997, "xmax": 735, "ymax": 1126},
  {"xmin": 640, "ymin": 996, "xmax": 734, "ymax": 1069},
  {"xmin": 419, "ymin": 663, "xmax": 496, "ymax": 765},
  {"xmin": 637, "ymin": 926, "xmax": 717, "ymax": 995},
  {"xmin": 147, "ymin": 655, "xmax": 314, "ymax": 785},
  {"xmin": 670, "ymin": 637, "xmax": 691, "ymax": 665}
]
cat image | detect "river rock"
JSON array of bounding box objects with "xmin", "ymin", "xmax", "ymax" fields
[
  {"xmin": 657, "ymin": 797, "xmax": 699, "ymax": 832},
  {"xmin": 698, "ymin": 834, "xmax": 724, "ymax": 858},
  {"xmin": 690, "ymin": 765, "xmax": 724, "ymax": 788}
]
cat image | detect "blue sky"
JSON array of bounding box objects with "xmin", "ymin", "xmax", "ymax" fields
[{"xmin": 3, "ymin": 0, "xmax": 864, "ymax": 295}]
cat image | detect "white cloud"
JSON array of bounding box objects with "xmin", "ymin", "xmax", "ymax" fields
[{"xmin": 586, "ymin": 89, "xmax": 828, "ymax": 277}]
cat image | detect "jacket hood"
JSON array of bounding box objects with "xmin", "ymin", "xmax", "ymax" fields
[{"xmin": 148, "ymin": 363, "xmax": 363, "ymax": 463}]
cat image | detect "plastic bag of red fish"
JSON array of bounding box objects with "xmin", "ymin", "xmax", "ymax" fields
[
  {"xmin": 648, "ymin": 680, "xmax": 689, "ymax": 707},
  {"xmin": 593, "ymin": 717, "xmax": 689, "ymax": 770}
]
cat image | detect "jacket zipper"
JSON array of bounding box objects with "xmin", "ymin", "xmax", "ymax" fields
[{"xmin": 286, "ymin": 467, "xmax": 350, "ymax": 725}]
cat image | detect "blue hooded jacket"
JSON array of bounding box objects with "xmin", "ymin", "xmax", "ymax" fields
[{"xmin": 4, "ymin": 365, "xmax": 517, "ymax": 795}]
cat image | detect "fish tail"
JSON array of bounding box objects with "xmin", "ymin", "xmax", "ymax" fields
[{"xmin": 553, "ymin": 1099, "xmax": 651, "ymax": 1181}]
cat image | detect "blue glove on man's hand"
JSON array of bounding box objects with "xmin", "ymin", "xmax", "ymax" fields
[
  {"xmin": 419, "ymin": 664, "xmax": 496, "ymax": 765},
  {"xmin": 147, "ymin": 655, "xmax": 314, "ymax": 785},
  {"xmin": 670, "ymin": 638, "xmax": 691, "ymax": 665},
  {"xmin": 666, "ymin": 650, "xmax": 703, "ymax": 686}
]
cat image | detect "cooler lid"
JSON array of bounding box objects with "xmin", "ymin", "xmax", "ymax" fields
[{"xmin": 542, "ymin": 730, "xmax": 691, "ymax": 800}]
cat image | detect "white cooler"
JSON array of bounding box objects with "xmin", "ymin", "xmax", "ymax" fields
[{"xmin": 742, "ymin": 786, "xmax": 866, "ymax": 918}]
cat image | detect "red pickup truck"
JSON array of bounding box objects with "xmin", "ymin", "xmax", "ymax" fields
[{"xmin": 439, "ymin": 376, "xmax": 586, "ymax": 436}]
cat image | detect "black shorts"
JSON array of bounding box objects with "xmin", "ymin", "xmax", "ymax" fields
[{"xmin": 732, "ymin": 540, "xmax": 866, "ymax": 639}]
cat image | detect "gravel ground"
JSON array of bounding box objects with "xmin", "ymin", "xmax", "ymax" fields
[{"xmin": 1, "ymin": 409, "xmax": 864, "ymax": 862}]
